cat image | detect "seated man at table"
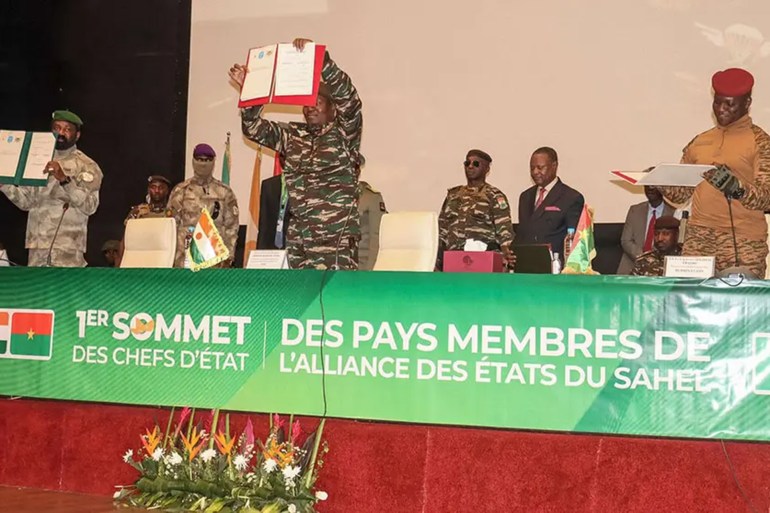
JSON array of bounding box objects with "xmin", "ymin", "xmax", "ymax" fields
[
  {"xmin": 631, "ymin": 216, "xmax": 682, "ymax": 277},
  {"xmin": 436, "ymin": 149, "xmax": 514, "ymax": 270}
]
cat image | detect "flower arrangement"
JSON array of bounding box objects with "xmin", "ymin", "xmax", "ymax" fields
[{"xmin": 114, "ymin": 408, "xmax": 328, "ymax": 513}]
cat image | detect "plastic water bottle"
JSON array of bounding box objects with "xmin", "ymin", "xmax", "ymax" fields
[
  {"xmin": 552, "ymin": 252, "xmax": 562, "ymax": 274},
  {"xmin": 564, "ymin": 228, "xmax": 576, "ymax": 258}
]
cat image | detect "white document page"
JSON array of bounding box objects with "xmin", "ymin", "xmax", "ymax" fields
[
  {"xmin": 273, "ymin": 42, "xmax": 316, "ymax": 97},
  {"xmin": 611, "ymin": 164, "xmax": 715, "ymax": 187},
  {"xmin": 0, "ymin": 130, "xmax": 26, "ymax": 179},
  {"xmin": 21, "ymin": 132, "xmax": 56, "ymax": 181},
  {"xmin": 240, "ymin": 45, "xmax": 277, "ymax": 102}
]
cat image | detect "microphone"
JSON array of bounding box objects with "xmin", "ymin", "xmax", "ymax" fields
[
  {"xmin": 45, "ymin": 202, "xmax": 69, "ymax": 267},
  {"xmin": 678, "ymin": 211, "xmax": 688, "ymax": 244}
]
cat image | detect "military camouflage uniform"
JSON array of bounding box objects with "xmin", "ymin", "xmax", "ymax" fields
[
  {"xmin": 358, "ymin": 181, "xmax": 387, "ymax": 270},
  {"xmin": 436, "ymin": 183, "xmax": 514, "ymax": 270},
  {"xmin": 631, "ymin": 244, "xmax": 683, "ymax": 277},
  {"xmin": 167, "ymin": 177, "xmax": 239, "ymax": 268},
  {"xmin": 0, "ymin": 146, "xmax": 102, "ymax": 267},
  {"xmin": 661, "ymin": 115, "xmax": 770, "ymax": 277},
  {"xmin": 124, "ymin": 203, "xmax": 174, "ymax": 224},
  {"xmin": 240, "ymin": 51, "xmax": 362, "ymax": 270}
]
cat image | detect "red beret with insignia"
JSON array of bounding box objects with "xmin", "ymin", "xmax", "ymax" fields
[{"xmin": 712, "ymin": 68, "xmax": 754, "ymax": 97}]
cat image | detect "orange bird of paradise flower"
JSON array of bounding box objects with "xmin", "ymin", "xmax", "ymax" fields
[
  {"xmin": 214, "ymin": 431, "xmax": 236, "ymax": 463},
  {"xmin": 263, "ymin": 436, "xmax": 295, "ymax": 468},
  {"xmin": 181, "ymin": 426, "xmax": 206, "ymax": 462},
  {"xmin": 141, "ymin": 426, "xmax": 161, "ymax": 457}
]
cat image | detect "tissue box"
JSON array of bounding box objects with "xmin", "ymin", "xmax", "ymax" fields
[{"xmin": 443, "ymin": 251, "xmax": 504, "ymax": 273}]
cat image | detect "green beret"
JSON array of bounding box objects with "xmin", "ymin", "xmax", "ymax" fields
[
  {"xmin": 52, "ymin": 110, "xmax": 83, "ymax": 128},
  {"xmin": 655, "ymin": 216, "xmax": 680, "ymax": 230}
]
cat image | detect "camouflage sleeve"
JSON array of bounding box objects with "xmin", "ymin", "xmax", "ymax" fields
[
  {"xmin": 240, "ymin": 106, "xmax": 289, "ymax": 154},
  {"xmin": 436, "ymin": 195, "xmax": 450, "ymax": 271},
  {"xmin": 658, "ymin": 142, "xmax": 696, "ymax": 205},
  {"xmin": 223, "ymin": 187, "xmax": 240, "ymax": 258},
  {"xmin": 167, "ymin": 184, "xmax": 187, "ymax": 267},
  {"xmin": 490, "ymin": 190, "xmax": 514, "ymax": 249},
  {"xmin": 0, "ymin": 184, "xmax": 38, "ymax": 211},
  {"xmin": 738, "ymin": 126, "xmax": 770, "ymax": 210},
  {"xmin": 60, "ymin": 158, "xmax": 102, "ymax": 215},
  {"xmin": 322, "ymin": 52, "xmax": 363, "ymax": 149},
  {"xmin": 630, "ymin": 254, "xmax": 647, "ymax": 276}
]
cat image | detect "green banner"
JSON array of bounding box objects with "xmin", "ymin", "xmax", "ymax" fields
[{"xmin": 1, "ymin": 268, "xmax": 769, "ymax": 440}]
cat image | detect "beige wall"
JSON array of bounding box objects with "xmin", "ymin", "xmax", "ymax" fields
[{"xmin": 187, "ymin": 0, "xmax": 770, "ymax": 223}]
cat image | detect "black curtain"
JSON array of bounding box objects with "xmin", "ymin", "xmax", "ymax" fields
[{"xmin": 0, "ymin": 0, "xmax": 191, "ymax": 266}]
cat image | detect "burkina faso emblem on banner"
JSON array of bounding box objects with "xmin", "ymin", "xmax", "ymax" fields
[{"xmin": 0, "ymin": 309, "xmax": 55, "ymax": 361}]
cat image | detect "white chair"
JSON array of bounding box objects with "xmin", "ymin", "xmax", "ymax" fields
[
  {"xmin": 372, "ymin": 211, "xmax": 438, "ymax": 272},
  {"xmin": 121, "ymin": 218, "xmax": 177, "ymax": 268}
]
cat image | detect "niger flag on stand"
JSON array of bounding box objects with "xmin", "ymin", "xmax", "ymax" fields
[
  {"xmin": 187, "ymin": 208, "xmax": 230, "ymax": 272},
  {"xmin": 0, "ymin": 310, "xmax": 55, "ymax": 360}
]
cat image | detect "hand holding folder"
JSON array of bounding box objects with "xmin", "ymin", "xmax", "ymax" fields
[{"xmin": 229, "ymin": 39, "xmax": 326, "ymax": 108}]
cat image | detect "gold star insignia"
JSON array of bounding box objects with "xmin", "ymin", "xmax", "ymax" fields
[{"xmin": 26, "ymin": 328, "xmax": 35, "ymax": 340}]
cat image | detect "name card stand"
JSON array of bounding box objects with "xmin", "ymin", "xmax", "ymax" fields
[
  {"xmin": 246, "ymin": 250, "xmax": 289, "ymax": 270},
  {"xmin": 664, "ymin": 256, "xmax": 715, "ymax": 278}
]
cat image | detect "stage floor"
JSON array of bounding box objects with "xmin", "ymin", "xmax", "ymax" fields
[{"xmin": 0, "ymin": 486, "xmax": 148, "ymax": 513}]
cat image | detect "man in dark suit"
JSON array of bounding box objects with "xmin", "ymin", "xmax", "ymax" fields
[
  {"xmin": 616, "ymin": 186, "xmax": 675, "ymax": 274},
  {"xmin": 257, "ymin": 173, "xmax": 291, "ymax": 250},
  {"xmin": 516, "ymin": 147, "xmax": 584, "ymax": 261}
]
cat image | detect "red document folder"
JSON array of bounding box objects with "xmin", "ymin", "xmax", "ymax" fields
[
  {"xmin": 443, "ymin": 251, "xmax": 504, "ymax": 273},
  {"xmin": 238, "ymin": 44, "xmax": 326, "ymax": 108}
]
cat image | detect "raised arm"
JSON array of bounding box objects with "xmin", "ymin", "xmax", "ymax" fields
[{"xmin": 321, "ymin": 51, "xmax": 363, "ymax": 149}]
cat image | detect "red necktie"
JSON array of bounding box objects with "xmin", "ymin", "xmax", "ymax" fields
[
  {"xmin": 643, "ymin": 212, "xmax": 656, "ymax": 252},
  {"xmin": 535, "ymin": 187, "xmax": 546, "ymax": 209}
]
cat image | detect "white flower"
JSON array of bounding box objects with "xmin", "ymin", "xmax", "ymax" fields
[
  {"xmin": 113, "ymin": 490, "xmax": 121, "ymax": 499},
  {"xmin": 165, "ymin": 452, "xmax": 183, "ymax": 466},
  {"xmin": 200, "ymin": 448, "xmax": 217, "ymax": 463},
  {"xmin": 282, "ymin": 465, "xmax": 301, "ymax": 482},
  {"xmin": 288, "ymin": 504, "xmax": 297, "ymax": 513},
  {"xmin": 152, "ymin": 448, "xmax": 164, "ymax": 461},
  {"xmin": 315, "ymin": 490, "xmax": 328, "ymax": 501},
  {"xmin": 262, "ymin": 458, "xmax": 278, "ymax": 473},
  {"xmin": 233, "ymin": 454, "xmax": 248, "ymax": 471},
  {"xmin": 122, "ymin": 449, "xmax": 133, "ymax": 463}
]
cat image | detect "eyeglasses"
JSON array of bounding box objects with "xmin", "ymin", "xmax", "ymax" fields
[{"xmin": 464, "ymin": 160, "xmax": 483, "ymax": 168}]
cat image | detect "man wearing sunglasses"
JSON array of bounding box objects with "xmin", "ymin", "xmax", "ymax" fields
[{"xmin": 436, "ymin": 149, "xmax": 514, "ymax": 271}]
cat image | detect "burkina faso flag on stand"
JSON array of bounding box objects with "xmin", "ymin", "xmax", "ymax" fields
[{"xmin": 0, "ymin": 309, "xmax": 55, "ymax": 360}]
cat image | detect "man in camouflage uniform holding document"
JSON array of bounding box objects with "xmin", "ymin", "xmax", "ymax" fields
[
  {"xmin": 0, "ymin": 110, "xmax": 102, "ymax": 267},
  {"xmin": 436, "ymin": 149, "xmax": 514, "ymax": 271},
  {"xmin": 658, "ymin": 68, "xmax": 770, "ymax": 278},
  {"xmin": 230, "ymin": 38, "xmax": 363, "ymax": 270}
]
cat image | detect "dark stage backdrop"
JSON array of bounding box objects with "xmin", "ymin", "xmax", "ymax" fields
[{"xmin": 0, "ymin": 0, "xmax": 191, "ymax": 266}]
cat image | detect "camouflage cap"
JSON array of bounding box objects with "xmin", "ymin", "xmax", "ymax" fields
[
  {"xmin": 101, "ymin": 240, "xmax": 120, "ymax": 252},
  {"xmin": 467, "ymin": 149, "xmax": 492, "ymax": 163},
  {"xmin": 52, "ymin": 110, "xmax": 83, "ymax": 128},
  {"xmin": 147, "ymin": 175, "xmax": 171, "ymax": 186},
  {"xmin": 655, "ymin": 216, "xmax": 680, "ymax": 230}
]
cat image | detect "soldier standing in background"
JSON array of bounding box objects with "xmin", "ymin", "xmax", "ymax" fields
[
  {"xmin": 230, "ymin": 37, "xmax": 363, "ymax": 270},
  {"xmin": 436, "ymin": 149, "xmax": 514, "ymax": 271},
  {"xmin": 631, "ymin": 216, "xmax": 682, "ymax": 277},
  {"xmin": 168, "ymin": 144, "xmax": 239, "ymax": 268},
  {"xmin": 125, "ymin": 175, "xmax": 174, "ymax": 223},
  {"xmin": 0, "ymin": 110, "xmax": 102, "ymax": 267},
  {"xmin": 658, "ymin": 68, "xmax": 770, "ymax": 278}
]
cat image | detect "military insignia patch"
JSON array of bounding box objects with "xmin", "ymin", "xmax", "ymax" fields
[
  {"xmin": 80, "ymin": 171, "xmax": 94, "ymax": 183},
  {"xmin": 496, "ymin": 196, "xmax": 508, "ymax": 209}
]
